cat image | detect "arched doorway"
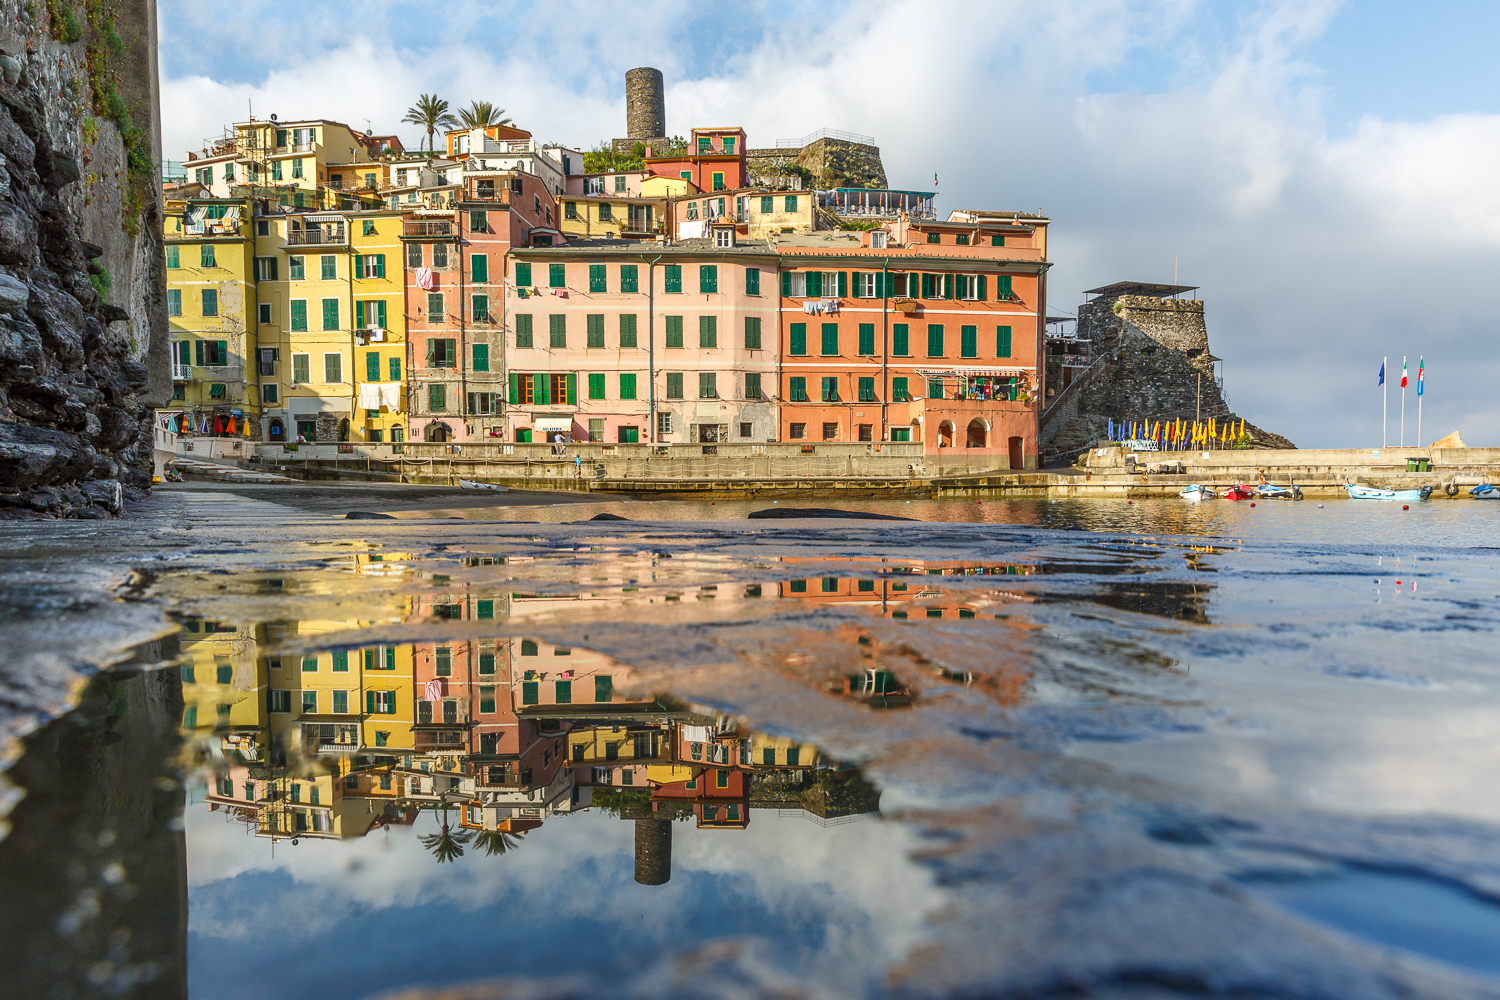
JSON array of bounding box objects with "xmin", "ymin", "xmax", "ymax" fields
[
  {"xmin": 338, "ymin": 418, "xmax": 350, "ymax": 442},
  {"xmin": 938, "ymin": 421, "xmax": 955, "ymax": 448},
  {"xmin": 268, "ymin": 418, "xmax": 285, "ymax": 441},
  {"xmin": 425, "ymin": 422, "xmax": 451, "ymax": 443},
  {"xmin": 966, "ymin": 419, "xmax": 988, "ymax": 448},
  {"xmin": 1008, "ymin": 436, "xmax": 1024, "ymax": 469}
]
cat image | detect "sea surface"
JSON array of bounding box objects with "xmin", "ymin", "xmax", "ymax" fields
[{"xmin": 3, "ymin": 489, "xmax": 1500, "ymax": 999}]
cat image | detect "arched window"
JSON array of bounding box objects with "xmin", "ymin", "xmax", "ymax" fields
[
  {"xmin": 966, "ymin": 419, "xmax": 988, "ymax": 449},
  {"xmin": 268, "ymin": 418, "xmax": 285, "ymax": 441},
  {"xmin": 338, "ymin": 418, "xmax": 350, "ymax": 442}
]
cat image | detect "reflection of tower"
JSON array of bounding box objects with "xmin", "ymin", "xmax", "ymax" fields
[
  {"xmin": 634, "ymin": 817, "xmax": 672, "ymax": 885},
  {"xmin": 625, "ymin": 67, "xmax": 666, "ymax": 139}
]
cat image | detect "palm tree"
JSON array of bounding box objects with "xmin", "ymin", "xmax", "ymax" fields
[
  {"xmin": 456, "ymin": 101, "xmax": 513, "ymax": 130},
  {"xmin": 402, "ymin": 94, "xmax": 458, "ymax": 152},
  {"xmin": 419, "ymin": 804, "xmax": 471, "ymax": 863},
  {"xmin": 473, "ymin": 829, "xmax": 521, "ymax": 857}
]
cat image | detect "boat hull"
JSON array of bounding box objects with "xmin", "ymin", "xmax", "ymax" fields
[
  {"xmin": 1470, "ymin": 485, "xmax": 1500, "ymax": 500},
  {"xmin": 1344, "ymin": 483, "xmax": 1433, "ymax": 502}
]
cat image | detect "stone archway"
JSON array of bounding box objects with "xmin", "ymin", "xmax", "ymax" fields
[
  {"xmin": 425, "ymin": 422, "xmax": 451, "ymax": 443},
  {"xmin": 938, "ymin": 420, "xmax": 956, "ymax": 449},
  {"xmin": 966, "ymin": 418, "xmax": 988, "ymax": 449}
]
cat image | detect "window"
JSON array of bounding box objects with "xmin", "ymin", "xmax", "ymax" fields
[
  {"xmin": 390, "ymin": 356, "xmax": 401, "ymax": 381},
  {"xmin": 426, "ymin": 292, "xmax": 444, "ymax": 322},
  {"xmin": 890, "ymin": 427, "xmax": 910, "ymax": 442},
  {"xmin": 821, "ymin": 377, "xmax": 839, "ymax": 402},
  {"xmin": 367, "ymin": 690, "xmax": 395, "ymax": 714},
  {"xmin": 564, "ymin": 201, "xmax": 578, "ymax": 220},
  {"xmin": 479, "ymin": 686, "xmax": 496, "ymax": 714},
  {"xmin": 961, "ymin": 325, "xmax": 978, "ymax": 358},
  {"xmin": 992, "ymin": 234, "xmax": 1006, "ymax": 247},
  {"xmin": 515, "ymin": 314, "xmax": 533, "ymax": 348},
  {"xmin": 853, "ymin": 273, "xmax": 875, "ymax": 298},
  {"xmin": 292, "ymin": 158, "xmax": 303, "ymax": 179},
  {"xmin": 619, "ymin": 373, "xmax": 637, "ymax": 399},
  {"xmin": 743, "ymin": 267, "xmax": 761, "ymax": 296},
  {"xmin": 165, "ymin": 245, "xmax": 179, "ymax": 269},
  {"xmin": 927, "ymin": 231, "xmax": 941, "ymax": 244},
  {"xmin": 699, "ymin": 315, "xmax": 717, "ymax": 348},
  {"xmin": 588, "ymin": 373, "xmax": 605, "ymax": 399},
  {"xmin": 822, "ymin": 422, "xmax": 839, "ymax": 441},
  {"xmin": 928, "ymin": 378, "xmax": 944, "ymax": 399},
  {"xmin": 292, "ymin": 353, "xmax": 310, "ymax": 383},
  {"xmin": 957, "ymin": 274, "xmax": 978, "ymax": 300},
  {"xmin": 263, "ymin": 384, "xmax": 278, "ymax": 403},
  {"xmin": 586, "ymin": 314, "xmax": 605, "ymax": 348},
  {"xmin": 739, "ymin": 421, "xmax": 753, "ymax": 438},
  {"xmin": 620, "ymin": 264, "xmax": 638, "ymax": 293},
  {"xmin": 166, "ymin": 289, "xmax": 181, "ymax": 316},
  {"xmin": 588, "ymin": 264, "xmax": 606, "ymax": 293},
  {"xmin": 997, "ymin": 275, "xmax": 1014, "ymax": 299},
  {"xmin": 200, "ymin": 244, "xmax": 216, "ymax": 268},
  {"xmin": 715, "ymin": 228, "xmax": 732, "ymax": 248},
  {"xmin": 428, "ymin": 383, "xmax": 446, "ymax": 411},
  {"xmin": 208, "ymin": 382, "xmax": 226, "ymax": 399},
  {"xmin": 858, "ymin": 423, "xmax": 873, "ymax": 441},
  {"xmin": 549, "ymin": 314, "xmax": 566, "ymax": 348},
  {"xmin": 785, "ymin": 195, "xmax": 798, "ymax": 212},
  {"xmin": 555, "ymin": 680, "xmax": 572, "ymax": 704},
  {"xmin": 789, "ymin": 322, "xmax": 806, "ymax": 356},
  {"xmin": 549, "ymin": 263, "xmax": 566, "ymax": 288},
  {"xmin": 665, "ymin": 315, "xmax": 683, "ymax": 349},
  {"xmin": 712, "ymin": 172, "xmax": 725, "ymax": 191},
  {"xmin": 699, "ymin": 372, "xmax": 717, "ymax": 398},
  {"xmin": 859, "ymin": 377, "xmax": 875, "ymax": 401},
  {"xmin": 892, "ymin": 377, "xmax": 910, "ymax": 402},
  {"xmin": 789, "ymin": 422, "xmax": 805, "ymax": 439},
  {"xmin": 332, "ymin": 690, "xmax": 348, "ymax": 714},
  {"xmin": 515, "ymin": 262, "xmax": 532, "ymax": 286},
  {"xmin": 664, "ymin": 265, "xmax": 681, "ymax": 293},
  {"xmin": 666, "ymin": 372, "xmax": 683, "ymax": 399},
  {"xmin": 893, "ymin": 323, "xmax": 909, "ymax": 356},
  {"xmin": 366, "ymin": 351, "xmax": 381, "ymax": 382},
  {"xmin": 432, "ymin": 243, "xmax": 448, "ymax": 269},
  {"xmin": 321, "ymin": 298, "xmax": 339, "ymax": 330},
  {"xmin": 434, "ymin": 647, "xmax": 452, "ymax": 676},
  {"xmin": 320, "ymin": 255, "xmax": 336, "ymax": 280},
  {"xmin": 619, "ymin": 313, "xmax": 638, "ymax": 348},
  {"xmin": 469, "ymin": 210, "xmax": 486, "ymax": 232},
  {"xmin": 956, "ymin": 233, "xmax": 970, "ymax": 246},
  {"xmin": 472, "ymin": 294, "xmax": 490, "ymax": 322},
  {"xmin": 269, "ymin": 690, "xmax": 291, "ymax": 713},
  {"xmin": 927, "ymin": 324, "xmax": 944, "ymax": 357},
  {"xmin": 201, "ymin": 289, "xmax": 218, "ymax": 317},
  {"xmin": 598, "ymin": 203, "xmax": 612, "ymax": 222},
  {"xmin": 473, "ymin": 343, "xmax": 490, "ymax": 372},
  {"xmin": 258, "ymin": 303, "xmax": 272, "ymax": 325},
  {"xmin": 997, "ymin": 325, "xmax": 1012, "ymax": 358},
  {"xmin": 789, "ymin": 376, "xmax": 808, "ymax": 402},
  {"xmin": 744, "ymin": 372, "xmax": 761, "ymax": 399},
  {"xmin": 301, "ymin": 691, "xmax": 317, "ymax": 714},
  {"xmin": 871, "ymin": 230, "xmax": 887, "ymax": 249},
  {"xmin": 521, "ymin": 640, "xmax": 538, "ymax": 656},
  {"xmin": 820, "ymin": 323, "xmax": 838, "ymax": 356},
  {"xmin": 324, "ymin": 353, "xmax": 342, "ymax": 383},
  {"xmin": 742, "ymin": 316, "xmax": 763, "ymax": 350},
  {"xmin": 856, "ymin": 323, "xmax": 876, "ymax": 356},
  {"xmin": 657, "ymin": 412, "xmax": 672, "ymax": 436}
]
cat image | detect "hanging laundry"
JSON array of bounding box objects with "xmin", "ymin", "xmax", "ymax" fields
[
  {"xmin": 416, "ymin": 266, "xmax": 435, "ymax": 291},
  {"xmin": 357, "ymin": 384, "xmax": 381, "ymax": 409},
  {"xmin": 379, "ymin": 383, "xmax": 400, "ymax": 410},
  {"xmin": 424, "ymin": 679, "xmax": 442, "ymax": 703},
  {"xmin": 681, "ymin": 724, "xmax": 713, "ymax": 743}
]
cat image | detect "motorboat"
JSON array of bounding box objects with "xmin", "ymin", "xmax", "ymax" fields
[
  {"xmin": 459, "ymin": 479, "xmax": 510, "ymax": 492},
  {"xmin": 1344, "ymin": 481, "xmax": 1433, "ymax": 502},
  {"xmin": 1470, "ymin": 484, "xmax": 1500, "ymax": 500},
  {"xmin": 1256, "ymin": 481, "xmax": 1303, "ymax": 501},
  {"xmin": 1180, "ymin": 484, "xmax": 1218, "ymax": 501},
  {"xmin": 1222, "ymin": 484, "xmax": 1256, "ymax": 501}
]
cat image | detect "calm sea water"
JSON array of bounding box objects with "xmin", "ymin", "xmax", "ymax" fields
[{"xmin": 4, "ymin": 491, "xmax": 1500, "ymax": 999}]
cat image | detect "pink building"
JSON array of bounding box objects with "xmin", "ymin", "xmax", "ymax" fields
[{"xmin": 504, "ymin": 227, "xmax": 779, "ymax": 444}]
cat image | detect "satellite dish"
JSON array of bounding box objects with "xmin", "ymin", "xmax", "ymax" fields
[
  {"xmin": 269, "ymin": 113, "xmax": 278, "ymax": 122},
  {"xmin": 365, "ymin": 129, "xmax": 373, "ymax": 137}
]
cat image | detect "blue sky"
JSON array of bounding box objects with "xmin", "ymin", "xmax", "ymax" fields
[{"xmin": 158, "ymin": 1, "xmax": 1500, "ymax": 446}]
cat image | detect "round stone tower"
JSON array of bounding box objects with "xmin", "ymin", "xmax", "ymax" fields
[
  {"xmin": 633, "ymin": 817, "xmax": 672, "ymax": 885},
  {"xmin": 625, "ymin": 67, "xmax": 666, "ymax": 140}
]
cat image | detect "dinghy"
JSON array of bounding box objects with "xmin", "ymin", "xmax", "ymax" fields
[
  {"xmin": 1180, "ymin": 484, "xmax": 1217, "ymax": 501},
  {"xmin": 1222, "ymin": 484, "xmax": 1256, "ymax": 501},
  {"xmin": 1256, "ymin": 481, "xmax": 1303, "ymax": 501},
  {"xmin": 1344, "ymin": 481, "xmax": 1433, "ymax": 502},
  {"xmin": 459, "ymin": 479, "xmax": 510, "ymax": 492},
  {"xmin": 1470, "ymin": 484, "xmax": 1500, "ymax": 500}
]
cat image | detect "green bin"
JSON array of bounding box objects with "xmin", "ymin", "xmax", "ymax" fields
[{"xmin": 1406, "ymin": 457, "xmax": 1429, "ymax": 472}]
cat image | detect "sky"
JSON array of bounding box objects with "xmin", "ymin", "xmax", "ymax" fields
[{"xmin": 157, "ymin": 0, "xmax": 1500, "ymax": 448}]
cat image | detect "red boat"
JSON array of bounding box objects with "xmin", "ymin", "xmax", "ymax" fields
[{"xmin": 1222, "ymin": 484, "xmax": 1256, "ymax": 500}]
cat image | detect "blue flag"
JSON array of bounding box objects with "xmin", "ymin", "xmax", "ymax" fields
[{"xmin": 1378, "ymin": 360, "xmax": 1385, "ymax": 386}]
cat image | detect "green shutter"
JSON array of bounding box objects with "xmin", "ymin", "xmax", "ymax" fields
[
  {"xmin": 699, "ymin": 265, "xmax": 717, "ymax": 293},
  {"xmin": 588, "ymin": 264, "xmax": 605, "ymax": 292},
  {"xmin": 998, "ymin": 275, "xmax": 1012, "ymax": 298},
  {"xmin": 549, "ymin": 263, "xmax": 566, "ymax": 287},
  {"xmin": 944, "ymin": 273, "xmax": 953, "ymax": 299},
  {"xmin": 516, "ymin": 262, "xmax": 532, "ymax": 286},
  {"xmin": 664, "ymin": 265, "xmax": 681, "ymax": 293},
  {"xmin": 355, "ymin": 301, "xmax": 366, "ymax": 328},
  {"xmin": 665, "ymin": 315, "xmax": 683, "ymax": 348},
  {"xmin": 619, "ymin": 313, "xmax": 637, "ymax": 348},
  {"xmin": 977, "ymin": 274, "xmax": 987, "ymax": 300},
  {"xmin": 472, "ymin": 254, "xmax": 488, "ymax": 283},
  {"xmin": 620, "ymin": 265, "xmax": 638, "ymax": 293},
  {"xmin": 961, "ymin": 325, "xmax": 977, "ymax": 358},
  {"xmin": 586, "ymin": 314, "xmax": 604, "ymax": 348},
  {"xmin": 194, "ymin": 340, "xmax": 204, "ymax": 365},
  {"xmin": 746, "ymin": 267, "xmax": 759, "ymax": 295},
  {"xmin": 549, "ymin": 314, "xmax": 566, "ymax": 348},
  {"xmin": 996, "ymin": 325, "xmax": 1012, "ymax": 358},
  {"xmin": 620, "ymin": 373, "xmax": 636, "ymax": 399},
  {"xmin": 893, "ymin": 324, "xmax": 909, "ymax": 356},
  {"xmin": 892, "ymin": 376, "xmax": 908, "ymax": 401},
  {"xmin": 849, "ymin": 272, "xmax": 861, "ymax": 298},
  {"xmin": 389, "ymin": 355, "xmax": 400, "ymax": 381},
  {"xmin": 588, "ymin": 373, "xmax": 605, "ymax": 399},
  {"xmin": 366, "ymin": 351, "xmax": 380, "ymax": 381},
  {"xmin": 928, "ymin": 324, "xmax": 944, "ymax": 357},
  {"xmin": 781, "ymin": 271, "xmax": 791, "ymax": 297},
  {"xmin": 352, "ymin": 253, "xmax": 363, "ymax": 278},
  {"xmin": 534, "ymin": 373, "xmax": 549, "ymax": 405},
  {"xmin": 821, "ymin": 323, "xmax": 838, "ymax": 356},
  {"xmin": 217, "ymin": 340, "xmax": 227, "ymax": 363},
  {"xmin": 566, "ymin": 373, "xmax": 576, "ymax": 405},
  {"xmin": 366, "ymin": 690, "xmax": 375, "ymax": 714},
  {"xmin": 516, "ymin": 314, "xmax": 533, "ymax": 348},
  {"xmin": 874, "ymin": 272, "xmax": 885, "ymax": 298},
  {"xmin": 807, "ymin": 271, "xmax": 823, "ymax": 298},
  {"xmin": 509, "ymin": 373, "xmax": 520, "ymax": 404},
  {"xmin": 473, "ymin": 344, "xmax": 489, "ymax": 371},
  {"xmin": 699, "ymin": 315, "xmax": 717, "ymax": 348},
  {"xmin": 858, "ymin": 323, "xmax": 875, "ymax": 355},
  {"xmin": 789, "ymin": 323, "xmax": 806, "ymax": 356},
  {"xmin": 838, "ymin": 272, "xmax": 847, "ymax": 297}
]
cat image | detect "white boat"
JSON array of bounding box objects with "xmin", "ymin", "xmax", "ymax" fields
[
  {"xmin": 1179, "ymin": 484, "xmax": 1217, "ymax": 502},
  {"xmin": 1470, "ymin": 484, "xmax": 1500, "ymax": 500},
  {"xmin": 1344, "ymin": 481, "xmax": 1433, "ymax": 502},
  {"xmin": 458, "ymin": 479, "xmax": 509, "ymax": 492}
]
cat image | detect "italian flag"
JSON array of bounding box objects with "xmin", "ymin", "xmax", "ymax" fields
[{"xmin": 1401, "ymin": 359, "xmax": 1408, "ymax": 388}]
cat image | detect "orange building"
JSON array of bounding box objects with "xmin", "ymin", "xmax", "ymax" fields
[{"xmin": 643, "ymin": 127, "xmax": 748, "ymax": 193}]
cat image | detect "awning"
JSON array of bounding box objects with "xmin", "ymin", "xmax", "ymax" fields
[
  {"xmin": 532, "ymin": 416, "xmax": 574, "ymax": 432},
  {"xmin": 288, "ymin": 395, "xmax": 350, "ymax": 415}
]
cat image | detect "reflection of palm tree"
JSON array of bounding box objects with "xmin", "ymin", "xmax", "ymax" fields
[
  {"xmin": 474, "ymin": 829, "xmax": 520, "ymax": 857},
  {"xmin": 419, "ymin": 805, "xmax": 471, "ymax": 863}
]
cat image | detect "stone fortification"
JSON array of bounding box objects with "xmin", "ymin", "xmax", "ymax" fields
[
  {"xmin": 746, "ymin": 137, "xmax": 888, "ymax": 190},
  {"xmin": 0, "ymin": 0, "xmax": 167, "ymax": 518},
  {"xmin": 625, "ymin": 67, "xmax": 665, "ymax": 140}
]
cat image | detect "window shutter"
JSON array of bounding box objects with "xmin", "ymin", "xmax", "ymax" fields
[
  {"xmin": 807, "ymin": 271, "xmax": 822, "ymax": 298},
  {"xmin": 874, "ymin": 272, "xmax": 884, "ymax": 298},
  {"xmin": 377, "ymin": 301, "xmax": 387, "ymax": 327},
  {"xmin": 218, "ymin": 340, "xmax": 227, "ymax": 362},
  {"xmin": 516, "ymin": 262, "xmax": 531, "ymax": 286},
  {"xmin": 944, "ymin": 274, "xmax": 953, "ymax": 299},
  {"xmin": 374, "ymin": 254, "xmax": 385, "ymax": 278},
  {"xmin": 473, "ymin": 344, "xmax": 489, "ymax": 372},
  {"xmin": 850, "ymin": 272, "xmax": 862, "ymax": 298},
  {"xmin": 355, "ymin": 301, "xmax": 365, "ymax": 328},
  {"xmin": 996, "ymin": 325, "xmax": 1012, "ymax": 358},
  {"xmin": 195, "ymin": 340, "xmax": 204, "ymax": 366},
  {"xmin": 781, "ymin": 271, "xmax": 791, "ymax": 297},
  {"xmin": 473, "ymin": 255, "xmax": 488, "ymax": 284},
  {"xmin": 535, "ymin": 373, "xmax": 549, "ymax": 405},
  {"xmin": 838, "ymin": 271, "xmax": 847, "ymax": 297},
  {"xmin": 566, "ymin": 373, "xmax": 577, "ymax": 405},
  {"xmin": 352, "ymin": 253, "xmax": 363, "ymax": 278},
  {"xmin": 977, "ymin": 275, "xmax": 987, "ymax": 300},
  {"xmin": 178, "ymin": 341, "xmax": 190, "ymax": 366},
  {"xmin": 920, "ymin": 274, "xmax": 931, "ymax": 299},
  {"xmin": 366, "ymin": 351, "xmax": 380, "ymax": 381},
  {"xmin": 999, "ymin": 275, "xmax": 1013, "ymax": 298},
  {"xmin": 790, "ymin": 323, "xmax": 806, "ymax": 356},
  {"xmin": 509, "ymin": 373, "xmax": 520, "ymax": 404}
]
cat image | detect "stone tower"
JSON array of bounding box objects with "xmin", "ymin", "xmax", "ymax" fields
[
  {"xmin": 625, "ymin": 67, "xmax": 665, "ymax": 140},
  {"xmin": 633, "ymin": 817, "xmax": 672, "ymax": 885}
]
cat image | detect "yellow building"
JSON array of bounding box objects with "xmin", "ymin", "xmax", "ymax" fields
[
  {"xmin": 178, "ymin": 616, "xmax": 265, "ymax": 737},
  {"xmin": 558, "ymin": 194, "xmax": 663, "ymax": 238},
  {"xmin": 349, "ymin": 211, "xmax": 408, "ymax": 442},
  {"xmin": 164, "ymin": 196, "xmax": 258, "ymax": 436},
  {"xmin": 640, "ymin": 175, "xmax": 700, "ymax": 200},
  {"xmin": 183, "ymin": 118, "xmax": 398, "ymax": 212}
]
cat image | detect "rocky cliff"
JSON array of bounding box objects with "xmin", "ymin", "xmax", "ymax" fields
[{"xmin": 0, "ymin": 0, "xmax": 166, "ymax": 519}]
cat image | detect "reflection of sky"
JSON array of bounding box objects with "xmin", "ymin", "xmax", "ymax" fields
[{"xmin": 186, "ymin": 805, "xmax": 940, "ymax": 1000}]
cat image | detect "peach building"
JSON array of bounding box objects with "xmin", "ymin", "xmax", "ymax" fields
[{"xmin": 504, "ymin": 226, "xmax": 778, "ymax": 444}]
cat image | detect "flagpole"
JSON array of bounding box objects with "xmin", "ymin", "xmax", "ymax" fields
[
  {"xmin": 1382, "ymin": 355, "xmax": 1387, "ymax": 449},
  {"xmin": 1400, "ymin": 355, "xmax": 1406, "ymax": 448}
]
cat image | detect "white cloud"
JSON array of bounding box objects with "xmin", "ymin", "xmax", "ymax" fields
[{"xmin": 159, "ymin": 0, "xmax": 1500, "ymax": 445}]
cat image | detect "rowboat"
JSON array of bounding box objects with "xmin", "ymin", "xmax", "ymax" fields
[
  {"xmin": 1470, "ymin": 484, "xmax": 1500, "ymax": 500},
  {"xmin": 1344, "ymin": 482, "xmax": 1433, "ymax": 502},
  {"xmin": 1256, "ymin": 482, "xmax": 1303, "ymax": 501},
  {"xmin": 1180, "ymin": 485, "xmax": 1217, "ymax": 501},
  {"xmin": 1222, "ymin": 484, "xmax": 1256, "ymax": 500}
]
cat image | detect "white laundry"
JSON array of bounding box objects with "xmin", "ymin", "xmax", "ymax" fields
[
  {"xmin": 379, "ymin": 383, "xmax": 400, "ymax": 410},
  {"xmin": 357, "ymin": 384, "xmax": 381, "ymax": 409},
  {"xmin": 424, "ymin": 679, "xmax": 442, "ymax": 702},
  {"xmin": 678, "ymin": 220, "xmax": 705, "ymax": 239},
  {"xmin": 416, "ymin": 266, "xmax": 435, "ymax": 291},
  {"xmin": 681, "ymin": 724, "xmax": 713, "ymax": 743}
]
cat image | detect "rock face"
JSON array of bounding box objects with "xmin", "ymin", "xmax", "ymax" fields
[{"xmin": 0, "ymin": 2, "xmax": 166, "ymax": 518}]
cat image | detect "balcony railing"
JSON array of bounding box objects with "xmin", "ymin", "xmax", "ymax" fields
[
  {"xmin": 404, "ymin": 220, "xmax": 453, "ymax": 238},
  {"xmin": 275, "ymin": 142, "xmax": 316, "ymax": 154},
  {"xmin": 285, "ymin": 224, "xmax": 347, "ymax": 246},
  {"xmin": 1057, "ymin": 354, "xmax": 1092, "ymax": 368},
  {"xmin": 301, "ymin": 723, "xmax": 360, "ymax": 753},
  {"xmin": 171, "ymin": 361, "xmax": 190, "ymax": 381},
  {"xmin": 414, "ymin": 729, "xmax": 467, "ymax": 749}
]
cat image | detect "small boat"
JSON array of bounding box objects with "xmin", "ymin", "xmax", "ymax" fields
[
  {"xmin": 458, "ymin": 479, "xmax": 510, "ymax": 492},
  {"xmin": 1222, "ymin": 484, "xmax": 1256, "ymax": 501},
  {"xmin": 1470, "ymin": 484, "xmax": 1500, "ymax": 500},
  {"xmin": 1180, "ymin": 484, "xmax": 1218, "ymax": 501},
  {"xmin": 1256, "ymin": 481, "xmax": 1303, "ymax": 501},
  {"xmin": 1344, "ymin": 481, "xmax": 1433, "ymax": 502}
]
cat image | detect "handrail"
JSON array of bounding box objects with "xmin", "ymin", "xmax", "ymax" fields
[
  {"xmin": 775, "ymin": 128, "xmax": 876, "ymax": 149},
  {"xmin": 1041, "ymin": 350, "xmax": 1108, "ymax": 427}
]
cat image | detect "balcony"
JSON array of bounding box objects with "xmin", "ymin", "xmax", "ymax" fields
[
  {"xmin": 414, "ymin": 728, "xmax": 468, "ymax": 749},
  {"xmin": 275, "ymin": 142, "xmax": 316, "ymax": 154},
  {"xmin": 404, "ymin": 220, "xmax": 454, "ymax": 238},
  {"xmin": 172, "ymin": 361, "xmax": 190, "ymax": 381},
  {"xmin": 301, "ymin": 722, "xmax": 361, "ymax": 753},
  {"xmin": 285, "ymin": 223, "xmax": 347, "ymax": 246}
]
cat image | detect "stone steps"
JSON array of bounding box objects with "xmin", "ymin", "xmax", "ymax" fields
[{"xmin": 170, "ymin": 458, "xmax": 299, "ymax": 484}]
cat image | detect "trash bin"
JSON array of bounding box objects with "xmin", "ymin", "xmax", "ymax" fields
[{"xmin": 1406, "ymin": 458, "xmax": 1429, "ymax": 472}]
